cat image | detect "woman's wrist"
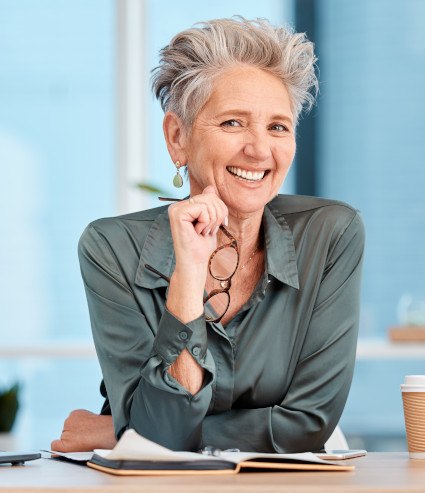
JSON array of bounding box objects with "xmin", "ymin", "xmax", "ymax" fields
[
  {"xmin": 166, "ymin": 267, "xmax": 206, "ymax": 323},
  {"xmin": 172, "ymin": 262, "xmax": 208, "ymax": 286}
]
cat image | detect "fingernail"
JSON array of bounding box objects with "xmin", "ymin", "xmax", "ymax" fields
[
  {"xmin": 212, "ymin": 226, "xmax": 219, "ymax": 235},
  {"xmin": 224, "ymin": 216, "xmax": 228, "ymax": 226},
  {"xmin": 204, "ymin": 228, "xmax": 211, "ymax": 236}
]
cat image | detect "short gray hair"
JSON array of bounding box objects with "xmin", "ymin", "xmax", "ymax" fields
[{"xmin": 151, "ymin": 17, "xmax": 318, "ymax": 128}]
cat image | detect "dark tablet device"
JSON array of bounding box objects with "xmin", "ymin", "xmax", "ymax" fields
[{"xmin": 0, "ymin": 451, "xmax": 41, "ymax": 465}]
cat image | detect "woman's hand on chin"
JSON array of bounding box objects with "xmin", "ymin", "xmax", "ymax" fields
[
  {"xmin": 166, "ymin": 186, "xmax": 228, "ymax": 324},
  {"xmin": 168, "ymin": 185, "xmax": 228, "ymax": 271}
]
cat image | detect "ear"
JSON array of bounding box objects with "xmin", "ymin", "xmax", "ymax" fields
[{"xmin": 163, "ymin": 112, "xmax": 189, "ymax": 164}]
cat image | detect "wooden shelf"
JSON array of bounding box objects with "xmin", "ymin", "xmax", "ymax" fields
[{"xmin": 388, "ymin": 325, "xmax": 425, "ymax": 342}]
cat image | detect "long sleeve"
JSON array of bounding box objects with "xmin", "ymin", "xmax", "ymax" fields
[
  {"xmin": 79, "ymin": 223, "xmax": 215, "ymax": 451},
  {"xmin": 201, "ymin": 212, "xmax": 365, "ymax": 452}
]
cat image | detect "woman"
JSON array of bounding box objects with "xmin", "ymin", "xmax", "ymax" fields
[{"xmin": 52, "ymin": 17, "xmax": 364, "ymax": 453}]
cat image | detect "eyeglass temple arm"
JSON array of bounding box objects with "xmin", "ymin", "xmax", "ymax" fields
[
  {"xmin": 144, "ymin": 264, "xmax": 171, "ymax": 283},
  {"xmin": 158, "ymin": 197, "xmax": 182, "ymax": 202}
]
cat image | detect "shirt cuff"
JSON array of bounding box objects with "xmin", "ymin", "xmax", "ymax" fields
[{"xmin": 153, "ymin": 307, "xmax": 209, "ymax": 366}]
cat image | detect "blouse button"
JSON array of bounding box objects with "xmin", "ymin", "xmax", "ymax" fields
[
  {"xmin": 192, "ymin": 346, "xmax": 201, "ymax": 357},
  {"xmin": 179, "ymin": 331, "xmax": 188, "ymax": 341}
]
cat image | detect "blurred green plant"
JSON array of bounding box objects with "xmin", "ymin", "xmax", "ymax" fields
[
  {"xmin": 136, "ymin": 182, "xmax": 170, "ymax": 196},
  {"xmin": 0, "ymin": 383, "xmax": 20, "ymax": 433}
]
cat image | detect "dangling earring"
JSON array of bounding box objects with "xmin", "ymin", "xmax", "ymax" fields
[{"xmin": 173, "ymin": 160, "xmax": 184, "ymax": 188}]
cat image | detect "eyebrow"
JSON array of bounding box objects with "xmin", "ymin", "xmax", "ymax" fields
[{"xmin": 214, "ymin": 109, "xmax": 293, "ymax": 125}]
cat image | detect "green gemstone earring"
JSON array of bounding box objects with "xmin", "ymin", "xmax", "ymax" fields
[{"xmin": 173, "ymin": 160, "xmax": 184, "ymax": 188}]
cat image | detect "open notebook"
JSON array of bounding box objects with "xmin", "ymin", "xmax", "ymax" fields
[{"xmin": 50, "ymin": 429, "xmax": 354, "ymax": 476}]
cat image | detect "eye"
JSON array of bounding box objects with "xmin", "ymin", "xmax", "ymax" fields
[
  {"xmin": 221, "ymin": 119, "xmax": 242, "ymax": 128},
  {"xmin": 269, "ymin": 123, "xmax": 289, "ymax": 132}
]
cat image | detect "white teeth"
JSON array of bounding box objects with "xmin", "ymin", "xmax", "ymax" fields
[{"xmin": 228, "ymin": 166, "xmax": 266, "ymax": 181}]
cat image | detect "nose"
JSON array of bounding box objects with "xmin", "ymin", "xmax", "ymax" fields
[{"xmin": 243, "ymin": 129, "xmax": 271, "ymax": 162}]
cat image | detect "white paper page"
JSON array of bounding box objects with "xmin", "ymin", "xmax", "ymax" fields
[
  {"xmin": 93, "ymin": 429, "xmax": 342, "ymax": 466},
  {"xmin": 43, "ymin": 450, "xmax": 93, "ymax": 461},
  {"xmin": 95, "ymin": 429, "xmax": 217, "ymax": 462},
  {"xmin": 220, "ymin": 451, "xmax": 342, "ymax": 466}
]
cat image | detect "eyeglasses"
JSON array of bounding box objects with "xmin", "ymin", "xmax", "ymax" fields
[{"xmin": 144, "ymin": 197, "xmax": 239, "ymax": 323}]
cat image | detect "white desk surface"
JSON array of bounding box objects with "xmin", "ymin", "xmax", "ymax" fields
[{"xmin": 1, "ymin": 452, "xmax": 425, "ymax": 493}]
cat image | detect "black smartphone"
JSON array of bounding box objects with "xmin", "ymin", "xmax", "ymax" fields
[{"xmin": 0, "ymin": 451, "xmax": 41, "ymax": 465}]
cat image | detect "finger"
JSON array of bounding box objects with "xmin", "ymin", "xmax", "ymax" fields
[
  {"xmin": 170, "ymin": 199, "xmax": 209, "ymax": 228},
  {"xmin": 203, "ymin": 202, "xmax": 218, "ymax": 235},
  {"xmin": 194, "ymin": 203, "xmax": 211, "ymax": 235},
  {"xmin": 193, "ymin": 194, "xmax": 226, "ymax": 234},
  {"xmin": 51, "ymin": 438, "xmax": 92, "ymax": 453},
  {"xmin": 216, "ymin": 199, "xmax": 229, "ymax": 228},
  {"xmin": 170, "ymin": 194, "xmax": 223, "ymax": 236},
  {"xmin": 204, "ymin": 198, "xmax": 227, "ymax": 235},
  {"xmin": 50, "ymin": 439, "xmax": 66, "ymax": 452},
  {"xmin": 200, "ymin": 187, "xmax": 228, "ymax": 228},
  {"xmin": 69, "ymin": 408, "xmax": 92, "ymax": 417},
  {"xmin": 202, "ymin": 185, "xmax": 219, "ymax": 196},
  {"xmin": 221, "ymin": 210, "xmax": 229, "ymax": 227},
  {"xmin": 184, "ymin": 197, "xmax": 216, "ymax": 235}
]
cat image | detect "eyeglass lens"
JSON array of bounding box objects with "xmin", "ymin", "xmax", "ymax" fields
[
  {"xmin": 209, "ymin": 245, "xmax": 238, "ymax": 280},
  {"xmin": 204, "ymin": 291, "xmax": 230, "ymax": 322}
]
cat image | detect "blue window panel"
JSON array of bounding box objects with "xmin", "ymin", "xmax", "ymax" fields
[
  {"xmin": 316, "ymin": 0, "xmax": 425, "ymax": 447},
  {"xmin": 0, "ymin": 0, "xmax": 116, "ymax": 343},
  {"xmin": 316, "ymin": 0, "xmax": 425, "ymax": 335},
  {"xmin": 0, "ymin": 1, "xmax": 115, "ymax": 448}
]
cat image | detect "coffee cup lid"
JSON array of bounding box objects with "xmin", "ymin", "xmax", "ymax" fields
[
  {"xmin": 404, "ymin": 375, "xmax": 425, "ymax": 386},
  {"xmin": 401, "ymin": 375, "xmax": 425, "ymax": 392}
]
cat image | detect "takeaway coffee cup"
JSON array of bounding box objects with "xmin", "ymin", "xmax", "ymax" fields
[{"xmin": 401, "ymin": 375, "xmax": 425, "ymax": 459}]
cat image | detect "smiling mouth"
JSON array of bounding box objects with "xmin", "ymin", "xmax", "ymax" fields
[{"xmin": 227, "ymin": 166, "xmax": 270, "ymax": 182}]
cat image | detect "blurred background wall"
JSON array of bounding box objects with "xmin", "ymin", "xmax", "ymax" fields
[{"xmin": 0, "ymin": 0, "xmax": 424, "ymax": 451}]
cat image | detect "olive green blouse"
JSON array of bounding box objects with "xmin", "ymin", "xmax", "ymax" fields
[{"xmin": 79, "ymin": 195, "xmax": 364, "ymax": 453}]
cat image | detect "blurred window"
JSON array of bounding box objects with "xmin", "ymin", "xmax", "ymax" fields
[
  {"xmin": 316, "ymin": 0, "xmax": 425, "ymax": 336},
  {"xmin": 312, "ymin": 0, "xmax": 425, "ymax": 448},
  {"xmin": 0, "ymin": 0, "xmax": 291, "ymax": 450},
  {"xmin": 0, "ymin": 0, "xmax": 115, "ymax": 448}
]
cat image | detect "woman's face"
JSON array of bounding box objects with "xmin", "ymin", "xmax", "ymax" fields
[{"xmin": 183, "ymin": 65, "xmax": 296, "ymax": 217}]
